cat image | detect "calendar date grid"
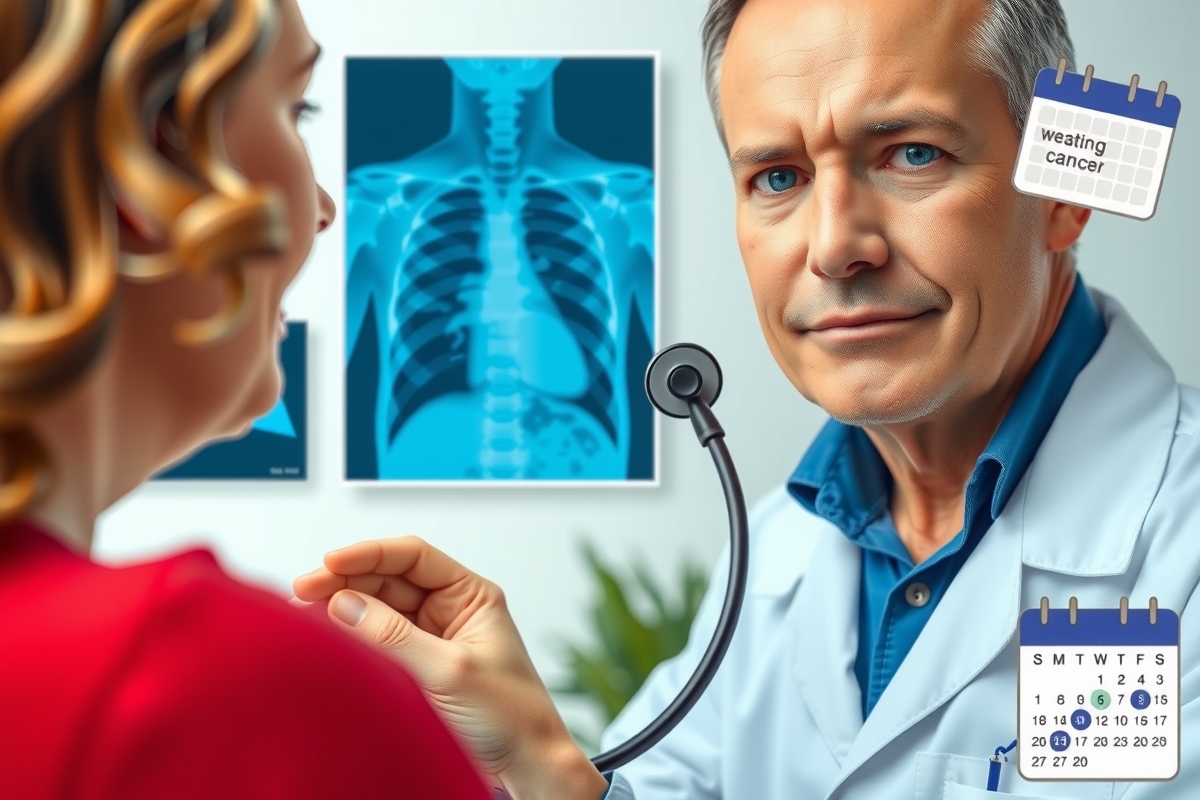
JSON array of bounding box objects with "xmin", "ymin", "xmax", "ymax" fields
[{"xmin": 1017, "ymin": 645, "xmax": 1179, "ymax": 780}]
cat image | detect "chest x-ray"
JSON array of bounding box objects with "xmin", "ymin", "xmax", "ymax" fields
[{"xmin": 344, "ymin": 56, "xmax": 657, "ymax": 483}]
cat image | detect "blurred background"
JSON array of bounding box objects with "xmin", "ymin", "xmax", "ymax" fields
[{"xmin": 94, "ymin": 0, "xmax": 1200, "ymax": 746}]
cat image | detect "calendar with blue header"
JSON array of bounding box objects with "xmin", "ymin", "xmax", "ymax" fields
[
  {"xmin": 1017, "ymin": 602, "xmax": 1180, "ymax": 781},
  {"xmin": 1012, "ymin": 65, "xmax": 1181, "ymax": 220}
]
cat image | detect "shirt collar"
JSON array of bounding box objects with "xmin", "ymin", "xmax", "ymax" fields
[{"xmin": 788, "ymin": 274, "xmax": 1108, "ymax": 538}]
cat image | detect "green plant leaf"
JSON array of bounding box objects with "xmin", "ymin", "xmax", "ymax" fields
[
  {"xmin": 574, "ymin": 647, "xmax": 634, "ymax": 718},
  {"xmin": 632, "ymin": 560, "xmax": 671, "ymax": 621},
  {"xmin": 551, "ymin": 541, "xmax": 710, "ymax": 728},
  {"xmin": 585, "ymin": 544, "xmax": 660, "ymax": 678}
]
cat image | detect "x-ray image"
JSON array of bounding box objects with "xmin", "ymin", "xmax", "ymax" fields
[
  {"xmin": 344, "ymin": 56, "xmax": 657, "ymax": 483},
  {"xmin": 155, "ymin": 321, "xmax": 307, "ymax": 480}
]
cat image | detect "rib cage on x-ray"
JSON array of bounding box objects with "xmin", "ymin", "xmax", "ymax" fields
[
  {"xmin": 347, "ymin": 57, "xmax": 654, "ymax": 481},
  {"xmin": 384, "ymin": 169, "xmax": 625, "ymax": 479},
  {"xmin": 387, "ymin": 186, "xmax": 483, "ymax": 445},
  {"xmin": 390, "ymin": 177, "xmax": 620, "ymax": 443},
  {"xmin": 522, "ymin": 184, "xmax": 619, "ymax": 443}
]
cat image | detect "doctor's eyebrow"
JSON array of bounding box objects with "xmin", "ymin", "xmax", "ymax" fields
[
  {"xmin": 728, "ymin": 109, "xmax": 971, "ymax": 174},
  {"xmin": 861, "ymin": 109, "xmax": 970, "ymax": 141},
  {"xmin": 728, "ymin": 145, "xmax": 807, "ymax": 175}
]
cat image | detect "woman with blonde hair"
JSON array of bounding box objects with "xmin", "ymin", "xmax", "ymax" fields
[{"xmin": 0, "ymin": 0, "xmax": 493, "ymax": 796}]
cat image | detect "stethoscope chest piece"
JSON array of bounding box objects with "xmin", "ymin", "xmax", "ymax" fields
[{"xmin": 644, "ymin": 343, "xmax": 723, "ymax": 418}]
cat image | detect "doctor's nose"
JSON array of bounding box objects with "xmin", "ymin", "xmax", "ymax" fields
[{"xmin": 805, "ymin": 168, "xmax": 888, "ymax": 279}]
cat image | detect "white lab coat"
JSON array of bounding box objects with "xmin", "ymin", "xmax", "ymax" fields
[{"xmin": 601, "ymin": 289, "xmax": 1200, "ymax": 799}]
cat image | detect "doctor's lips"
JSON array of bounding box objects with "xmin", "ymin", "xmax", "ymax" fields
[{"xmin": 797, "ymin": 308, "xmax": 937, "ymax": 339}]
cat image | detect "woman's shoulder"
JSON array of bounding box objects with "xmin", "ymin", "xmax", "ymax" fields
[
  {"xmin": 102, "ymin": 542, "xmax": 493, "ymax": 797},
  {"xmin": 2, "ymin": 519, "xmax": 346, "ymax": 674},
  {"xmin": 82, "ymin": 533, "xmax": 420, "ymax": 709},
  {"xmin": 2, "ymin": 518, "xmax": 367, "ymax": 668},
  {"xmin": 0, "ymin": 522, "xmax": 492, "ymax": 799}
]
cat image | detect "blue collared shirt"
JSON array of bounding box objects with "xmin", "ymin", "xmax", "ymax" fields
[{"xmin": 787, "ymin": 276, "xmax": 1107, "ymax": 719}]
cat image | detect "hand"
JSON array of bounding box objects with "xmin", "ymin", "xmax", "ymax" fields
[{"xmin": 292, "ymin": 537, "xmax": 610, "ymax": 800}]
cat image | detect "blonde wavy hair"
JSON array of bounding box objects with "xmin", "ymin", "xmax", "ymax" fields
[{"xmin": 0, "ymin": 0, "xmax": 288, "ymax": 520}]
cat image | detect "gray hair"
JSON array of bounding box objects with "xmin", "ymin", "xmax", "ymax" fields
[{"xmin": 700, "ymin": 0, "xmax": 1075, "ymax": 150}]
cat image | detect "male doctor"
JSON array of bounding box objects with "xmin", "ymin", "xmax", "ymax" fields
[{"xmin": 294, "ymin": 0, "xmax": 1200, "ymax": 797}]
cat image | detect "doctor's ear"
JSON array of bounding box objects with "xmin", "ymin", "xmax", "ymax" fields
[{"xmin": 1044, "ymin": 199, "xmax": 1091, "ymax": 253}]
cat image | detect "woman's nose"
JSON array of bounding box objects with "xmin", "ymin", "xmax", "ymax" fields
[{"xmin": 317, "ymin": 185, "xmax": 336, "ymax": 233}]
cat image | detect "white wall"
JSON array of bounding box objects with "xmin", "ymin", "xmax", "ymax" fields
[
  {"xmin": 95, "ymin": 0, "xmax": 1200, "ymax": 735},
  {"xmin": 1056, "ymin": 0, "xmax": 1200, "ymax": 376}
]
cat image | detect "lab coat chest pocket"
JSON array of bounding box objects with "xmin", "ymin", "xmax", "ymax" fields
[
  {"xmin": 916, "ymin": 752, "xmax": 1112, "ymax": 800},
  {"xmin": 942, "ymin": 786, "xmax": 1078, "ymax": 800}
]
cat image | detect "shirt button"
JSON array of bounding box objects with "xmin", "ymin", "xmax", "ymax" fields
[{"xmin": 905, "ymin": 582, "xmax": 931, "ymax": 608}]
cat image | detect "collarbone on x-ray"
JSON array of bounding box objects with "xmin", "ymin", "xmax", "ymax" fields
[{"xmin": 346, "ymin": 58, "xmax": 655, "ymax": 481}]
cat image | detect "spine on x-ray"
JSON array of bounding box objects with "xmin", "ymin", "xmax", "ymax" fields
[
  {"xmin": 477, "ymin": 87, "xmax": 533, "ymax": 477},
  {"xmin": 483, "ymin": 86, "xmax": 520, "ymax": 193},
  {"xmin": 492, "ymin": 90, "xmax": 620, "ymax": 449},
  {"xmin": 477, "ymin": 197, "xmax": 532, "ymax": 479}
]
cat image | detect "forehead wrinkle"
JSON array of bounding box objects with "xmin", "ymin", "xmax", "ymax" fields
[
  {"xmin": 824, "ymin": 68, "xmax": 971, "ymax": 139},
  {"xmin": 725, "ymin": 79, "xmax": 869, "ymax": 169},
  {"xmin": 806, "ymin": 71, "xmax": 896, "ymax": 151},
  {"xmin": 733, "ymin": 53, "xmax": 879, "ymax": 131},
  {"xmin": 741, "ymin": 49, "xmax": 916, "ymax": 114},
  {"xmin": 753, "ymin": 44, "xmax": 825, "ymax": 76},
  {"xmin": 745, "ymin": 47, "xmax": 883, "ymax": 90},
  {"xmin": 728, "ymin": 0, "xmax": 983, "ymax": 94},
  {"xmin": 721, "ymin": 0, "xmax": 986, "ymax": 158}
]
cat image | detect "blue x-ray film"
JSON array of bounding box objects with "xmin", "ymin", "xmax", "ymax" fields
[
  {"xmin": 344, "ymin": 57, "xmax": 656, "ymax": 482},
  {"xmin": 155, "ymin": 321, "xmax": 307, "ymax": 480},
  {"xmin": 253, "ymin": 396, "xmax": 297, "ymax": 438}
]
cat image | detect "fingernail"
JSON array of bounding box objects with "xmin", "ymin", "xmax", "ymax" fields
[
  {"xmin": 287, "ymin": 597, "xmax": 311, "ymax": 608},
  {"xmin": 331, "ymin": 592, "xmax": 367, "ymax": 627}
]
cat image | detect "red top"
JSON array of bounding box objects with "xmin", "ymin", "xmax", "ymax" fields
[{"xmin": 0, "ymin": 520, "xmax": 494, "ymax": 800}]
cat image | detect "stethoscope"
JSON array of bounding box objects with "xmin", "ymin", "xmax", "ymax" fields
[
  {"xmin": 593, "ymin": 345, "xmax": 1019, "ymax": 791},
  {"xmin": 591, "ymin": 343, "xmax": 750, "ymax": 773}
]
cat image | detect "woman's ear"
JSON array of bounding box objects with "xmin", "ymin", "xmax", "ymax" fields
[
  {"xmin": 156, "ymin": 113, "xmax": 188, "ymax": 153},
  {"xmin": 115, "ymin": 113, "xmax": 191, "ymax": 256},
  {"xmin": 116, "ymin": 200, "xmax": 165, "ymax": 255}
]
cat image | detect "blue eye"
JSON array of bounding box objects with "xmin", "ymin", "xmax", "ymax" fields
[
  {"xmin": 892, "ymin": 143, "xmax": 943, "ymax": 169},
  {"xmin": 753, "ymin": 168, "xmax": 800, "ymax": 194}
]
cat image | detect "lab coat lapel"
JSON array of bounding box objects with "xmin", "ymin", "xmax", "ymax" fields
[
  {"xmin": 835, "ymin": 492, "xmax": 1024, "ymax": 783},
  {"xmin": 823, "ymin": 288, "xmax": 1173, "ymax": 790},
  {"xmin": 792, "ymin": 523, "xmax": 864, "ymax": 766},
  {"xmin": 1018, "ymin": 290, "xmax": 1177, "ymax": 577}
]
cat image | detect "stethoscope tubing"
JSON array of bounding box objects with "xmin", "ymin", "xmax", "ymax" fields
[{"xmin": 591, "ymin": 397, "xmax": 750, "ymax": 773}]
